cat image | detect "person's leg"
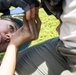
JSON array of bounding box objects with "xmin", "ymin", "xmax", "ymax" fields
[{"xmin": 15, "ymin": 37, "xmax": 70, "ymax": 75}]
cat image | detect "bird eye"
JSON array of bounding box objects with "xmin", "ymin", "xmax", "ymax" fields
[{"xmin": 9, "ymin": 25, "xmax": 14, "ymax": 32}]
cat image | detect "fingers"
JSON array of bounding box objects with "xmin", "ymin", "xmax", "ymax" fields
[
  {"xmin": 25, "ymin": 10, "xmax": 31, "ymax": 20},
  {"xmin": 27, "ymin": 7, "xmax": 41, "ymax": 40},
  {"xmin": 31, "ymin": 7, "xmax": 35, "ymax": 19},
  {"xmin": 31, "ymin": 7, "xmax": 38, "ymax": 39},
  {"xmin": 10, "ymin": 2, "xmax": 41, "ymax": 47},
  {"xmin": 27, "ymin": 16, "xmax": 41, "ymax": 40},
  {"xmin": 35, "ymin": 15, "xmax": 41, "ymax": 35},
  {"xmin": 24, "ymin": 0, "xmax": 41, "ymax": 20},
  {"xmin": 23, "ymin": 4, "xmax": 41, "ymax": 40},
  {"xmin": 35, "ymin": 7, "xmax": 41, "ymax": 38},
  {"xmin": 24, "ymin": 7, "xmax": 35, "ymax": 20},
  {"xmin": 28, "ymin": 19, "xmax": 35, "ymax": 39},
  {"xmin": 10, "ymin": 18, "xmax": 31, "ymax": 47},
  {"xmin": 35, "ymin": 7, "xmax": 39, "ymax": 16}
]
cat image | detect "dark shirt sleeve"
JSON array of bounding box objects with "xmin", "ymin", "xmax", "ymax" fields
[
  {"xmin": 11, "ymin": 0, "xmax": 39, "ymax": 12},
  {"xmin": 11, "ymin": 0, "xmax": 30, "ymax": 12},
  {"xmin": 0, "ymin": 0, "xmax": 10, "ymax": 11},
  {"xmin": 0, "ymin": 0, "xmax": 38, "ymax": 13}
]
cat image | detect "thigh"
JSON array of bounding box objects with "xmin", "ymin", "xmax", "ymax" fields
[{"xmin": 16, "ymin": 37, "xmax": 70, "ymax": 75}]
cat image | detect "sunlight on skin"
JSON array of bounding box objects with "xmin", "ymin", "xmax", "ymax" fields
[{"xmin": 0, "ymin": 44, "xmax": 18, "ymax": 75}]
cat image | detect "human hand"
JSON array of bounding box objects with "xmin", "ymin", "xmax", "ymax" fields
[
  {"xmin": 26, "ymin": 7, "xmax": 41, "ymax": 39},
  {"xmin": 23, "ymin": 0, "xmax": 40, "ymax": 20},
  {"xmin": 9, "ymin": 0, "xmax": 41, "ymax": 48},
  {"xmin": 9, "ymin": 18, "xmax": 31, "ymax": 48},
  {"xmin": 21, "ymin": 0, "xmax": 41, "ymax": 39},
  {"xmin": 23, "ymin": 1, "xmax": 41, "ymax": 39},
  {"xmin": 9, "ymin": 15, "xmax": 41, "ymax": 48},
  {"xmin": 16, "ymin": 0, "xmax": 40, "ymax": 20}
]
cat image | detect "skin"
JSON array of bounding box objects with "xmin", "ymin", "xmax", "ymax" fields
[
  {"xmin": 24, "ymin": 1, "xmax": 41, "ymax": 38},
  {"xmin": 0, "ymin": 3, "xmax": 40, "ymax": 52},
  {"xmin": 0, "ymin": 1, "xmax": 61, "ymax": 74},
  {"xmin": 0, "ymin": 14, "xmax": 41, "ymax": 75},
  {"xmin": 0, "ymin": 8, "xmax": 41, "ymax": 52},
  {"xmin": 0, "ymin": 19, "xmax": 19, "ymax": 52},
  {"xmin": 11, "ymin": 15, "xmax": 41, "ymax": 48},
  {"xmin": 0, "ymin": 2, "xmax": 41, "ymax": 74},
  {"xmin": 24, "ymin": 6, "xmax": 41, "ymax": 41}
]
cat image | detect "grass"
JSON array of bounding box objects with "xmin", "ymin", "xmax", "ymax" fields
[{"xmin": 0, "ymin": 8, "xmax": 59, "ymax": 60}]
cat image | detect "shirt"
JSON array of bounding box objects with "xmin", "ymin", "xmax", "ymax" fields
[{"xmin": 0, "ymin": 0, "xmax": 39, "ymax": 13}]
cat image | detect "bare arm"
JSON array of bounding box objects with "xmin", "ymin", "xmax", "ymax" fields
[
  {"xmin": 0, "ymin": 44, "xmax": 18, "ymax": 75},
  {"xmin": 0, "ymin": 17, "xmax": 30, "ymax": 75}
]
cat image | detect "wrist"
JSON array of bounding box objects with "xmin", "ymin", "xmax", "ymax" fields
[
  {"xmin": 7, "ymin": 43, "xmax": 19, "ymax": 51},
  {"xmin": 9, "ymin": 39, "xmax": 20, "ymax": 48}
]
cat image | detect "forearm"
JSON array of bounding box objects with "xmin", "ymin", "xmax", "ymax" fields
[{"xmin": 0, "ymin": 44, "xmax": 18, "ymax": 75}]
